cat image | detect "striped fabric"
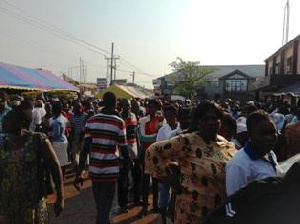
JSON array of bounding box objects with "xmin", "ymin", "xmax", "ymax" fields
[
  {"xmin": 121, "ymin": 112, "xmax": 138, "ymax": 159},
  {"xmin": 71, "ymin": 113, "xmax": 87, "ymax": 136},
  {"xmin": 85, "ymin": 113, "xmax": 127, "ymax": 183}
]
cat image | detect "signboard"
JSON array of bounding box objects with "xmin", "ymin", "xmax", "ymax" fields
[
  {"xmin": 152, "ymin": 79, "xmax": 161, "ymax": 86},
  {"xmin": 97, "ymin": 78, "xmax": 107, "ymax": 91}
]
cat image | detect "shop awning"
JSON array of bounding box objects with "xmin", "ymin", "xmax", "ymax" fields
[
  {"xmin": 0, "ymin": 61, "xmax": 79, "ymax": 92},
  {"xmin": 96, "ymin": 84, "xmax": 147, "ymax": 99}
]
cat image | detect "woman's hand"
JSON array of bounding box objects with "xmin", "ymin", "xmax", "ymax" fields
[{"xmin": 54, "ymin": 197, "xmax": 64, "ymax": 217}]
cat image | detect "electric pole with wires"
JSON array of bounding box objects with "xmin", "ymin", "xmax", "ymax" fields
[{"xmin": 105, "ymin": 42, "xmax": 120, "ymax": 86}]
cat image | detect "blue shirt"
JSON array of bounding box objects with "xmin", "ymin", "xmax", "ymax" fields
[{"xmin": 226, "ymin": 142, "xmax": 279, "ymax": 196}]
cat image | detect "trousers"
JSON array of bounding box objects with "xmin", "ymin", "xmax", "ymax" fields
[{"xmin": 92, "ymin": 182, "xmax": 116, "ymax": 224}]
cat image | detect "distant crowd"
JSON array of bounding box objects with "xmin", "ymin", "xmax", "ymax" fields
[{"xmin": 1, "ymin": 90, "xmax": 300, "ymax": 224}]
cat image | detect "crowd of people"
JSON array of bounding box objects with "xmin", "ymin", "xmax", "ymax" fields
[{"xmin": 0, "ymin": 89, "xmax": 300, "ymax": 224}]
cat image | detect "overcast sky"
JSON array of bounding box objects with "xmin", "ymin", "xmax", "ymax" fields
[{"xmin": 0, "ymin": 0, "xmax": 299, "ymax": 88}]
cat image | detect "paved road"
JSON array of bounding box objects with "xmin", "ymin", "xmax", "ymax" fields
[{"xmin": 48, "ymin": 168, "xmax": 164, "ymax": 224}]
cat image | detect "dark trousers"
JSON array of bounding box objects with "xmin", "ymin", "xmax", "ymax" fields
[
  {"xmin": 118, "ymin": 159, "xmax": 142, "ymax": 207},
  {"xmin": 142, "ymin": 174, "xmax": 158, "ymax": 208},
  {"xmin": 132, "ymin": 159, "xmax": 142, "ymax": 202},
  {"xmin": 92, "ymin": 182, "xmax": 116, "ymax": 224},
  {"xmin": 118, "ymin": 162, "xmax": 129, "ymax": 208}
]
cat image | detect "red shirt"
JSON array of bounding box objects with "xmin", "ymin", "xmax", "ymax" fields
[{"xmin": 143, "ymin": 116, "xmax": 160, "ymax": 150}]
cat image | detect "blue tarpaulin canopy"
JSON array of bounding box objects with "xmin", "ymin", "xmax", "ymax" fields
[{"xmin": 0, "ymin": 61, "xmax": 79, "ymax": 92}]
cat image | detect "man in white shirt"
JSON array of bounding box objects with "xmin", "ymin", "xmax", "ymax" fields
[
  {"xmin": 30, "ymin": 100, "xmax": 46, "ymax": 132},
  {"xmin": 226, "ymin": 110, "xmax": 280, "ymax": 196},
  {"xmin": 168, "ymin": 107, "xmax": 192, "ymax": 138},
  {"xmin": 156, "ymin": 106, "xmax": 179, "ymax": 142},
  {"xmin": 156, "ymin": 105, "xmax": 179, "ymax": 222}
]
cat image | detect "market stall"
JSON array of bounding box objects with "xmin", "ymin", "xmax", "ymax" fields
[
  {"xmin": 0, "ymin": 61, "xmax": 79, "ymax": 92},
  {"xmin": 96, "ymin": 84, "xmax": 147, "ymax": 99}
]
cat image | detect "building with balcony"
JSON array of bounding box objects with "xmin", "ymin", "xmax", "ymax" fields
[{"xmin": 256, "ymin": 34, "xmax": 300, "ymax": 98}]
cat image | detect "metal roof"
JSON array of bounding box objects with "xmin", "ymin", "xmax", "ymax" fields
[
  {"xmin": 162, "ymin": 64, "xmax": 265, "ymax": 81},
  {"xmin": 204, "ymin": 65, "xmax": 265, "ymax": 79}
]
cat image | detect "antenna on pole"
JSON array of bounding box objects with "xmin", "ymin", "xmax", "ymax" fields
[{"xmin": 282, "ymin": 0, "xmax": 290, "ymax": 45}]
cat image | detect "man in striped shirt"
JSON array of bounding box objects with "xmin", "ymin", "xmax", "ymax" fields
[
  {"xmin": 70, "ymin": 102, "xmax": 88, "ymax": 167},
  {"xmin": 75, "ymin": 92, "xmax": 128, "ymax": 224},
  {"xmin": 118, "ymin": 99, "xmax": 140, "ymax": 211}
]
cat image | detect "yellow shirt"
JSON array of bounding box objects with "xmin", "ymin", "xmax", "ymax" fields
[{"xmin": 145, "ymin": 132, "xmax": 236, "ymax": 224}]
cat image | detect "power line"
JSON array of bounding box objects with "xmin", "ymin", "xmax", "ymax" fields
[
  {"xmin": 0, "ymin": 19, "xmax": 105, "ymax": 78},
  {"xmin": 0, "ymin": 5, "xmax": 108, "ymax": 57},
  {"xmin": 0, "ymin": 1, "xmax": 159, "ymax": 79},
  {"xmin": 116, "ymin": 68, "xmax": 157, "ymax": 78},
  {"xmin": 119, "ymin": 56, "xmax": 158, "ymax": 77},
  {"xmin": 2, "ymin": 0, "xmax": 111, "ymax": 55}
]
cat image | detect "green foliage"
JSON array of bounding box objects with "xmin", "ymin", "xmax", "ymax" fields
[{"xmin": 169, "ymin": 57, "xmax": 215, "ymax": 99}]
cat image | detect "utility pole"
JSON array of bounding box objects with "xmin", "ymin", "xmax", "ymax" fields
[
  {"xmin": 79, "ymin": 57, "xmax": 87, "ymax": 82},
  {"xmin": 105, "ymin": 42, "xmax": 120, "ymax": 86},
  {"xmin": 106, "ymin": 59, "xmax": 110, "ymax": 88},
  {"xmin": 113, "ymin": 59, "xmax": 117, "ymax": 81},
  {"xmin": 68, "ymin": 64, "xmax": 87, "ymax": 82},
  {"xmin": 110, "ymin": 43, "xmax": 114, "ymax": 85},
  {"xmin": 80, "ymin": 57, "xmax": 82, "ymax": 82},
  {"xmin": 132, "ymin": 71, "xmax": 135, "ymax": 83}
]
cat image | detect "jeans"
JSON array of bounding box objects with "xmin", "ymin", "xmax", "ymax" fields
[
  {"xmin": 92, "ymin": 182, "xmax": 116, "ymax": 224},
  {"xmin": 158, "ymin": 182, "xmax": 171, "ymax": 208}
]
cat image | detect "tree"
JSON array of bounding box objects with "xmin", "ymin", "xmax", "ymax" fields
[{"xmin": 169, "ymin": 57, "xmax": 215, "ymax": 99}]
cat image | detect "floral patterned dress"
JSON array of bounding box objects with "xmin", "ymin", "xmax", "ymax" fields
[
  {"xmin": 0, "ymin": 131, "xmax": 49, "ymax": 223},
  {"xmin": 145, "ymin": 132, "xmax": 236, "ymax": 224}
]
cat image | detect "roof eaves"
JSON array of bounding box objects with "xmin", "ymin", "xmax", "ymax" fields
[{"xmin": 265, "ymin": 34, "xmax": 300, "ymax": 62}]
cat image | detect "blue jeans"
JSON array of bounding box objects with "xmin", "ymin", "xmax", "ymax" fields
[{"xmin": 158, "ymin": 182, "xmax": 171, "ymax": 208}]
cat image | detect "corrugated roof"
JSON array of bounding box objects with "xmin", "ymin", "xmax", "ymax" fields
[
  {"xmin": 163, "ymin": 65, "xmax": 265, "ymax": 81},
  {"xmin": 204, "ymin": 65, "xmax": 265, "ymax": 79}
]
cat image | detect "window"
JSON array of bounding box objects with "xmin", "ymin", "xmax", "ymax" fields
[
  {"xmin": 275, "ymin": 62, "xmax": 280, "ymax": 75},
  {"xmin": 225, "ymin": 79, "xmax": 247, "ymax": 92},
  {"xmin": 269, "ymin": 67, "xmax": 273, "ymax": 76},
  {"xmin": 286, "ymin": 57, "xmax": 293, "ymax": 74}
]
